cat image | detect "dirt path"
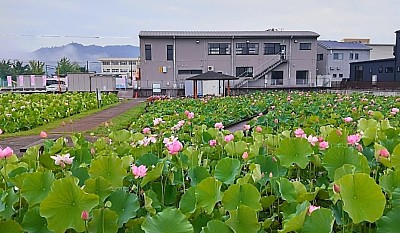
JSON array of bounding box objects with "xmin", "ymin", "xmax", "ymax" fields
[{"xmin": 0, "ymin": 98, "xmax": 146, "ymax": 156}]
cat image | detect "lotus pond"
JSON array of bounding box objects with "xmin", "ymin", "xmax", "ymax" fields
[
  {"xmin": 0, "ymin": 92, "xmax": 119, "ymax": 133},
  {"xmin": 1, "ymin": 91, "xmax": 400, "ymax": 232}
]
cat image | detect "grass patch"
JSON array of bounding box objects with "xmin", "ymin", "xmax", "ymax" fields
[
  {"xmin": 0, "ymin": 100, "xmax": 125, "ymax": 139},
  {"xmin": 88, "ymin": 102, "xmax": 146, "ymax": 137}
]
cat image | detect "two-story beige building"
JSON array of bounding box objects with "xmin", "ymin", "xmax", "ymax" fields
[{"xmin": 99, "ymin": 58, "xmax": 139, "ymax": 87}]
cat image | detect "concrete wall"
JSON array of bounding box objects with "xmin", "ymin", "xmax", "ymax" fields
[
  {"xmin": 67, "ymin": 73, "xmax": 116, "ymax": 92},
  {"xmin": 140, "ymin": 34, "xmax": 318, "ymax": 91}
]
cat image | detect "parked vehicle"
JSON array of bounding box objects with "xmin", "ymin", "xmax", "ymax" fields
[{"xmin": 45, "ymin": 79, "xmax": 68, "ymax": 93}]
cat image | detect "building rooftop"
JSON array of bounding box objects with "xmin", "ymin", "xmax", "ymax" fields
[
  {"xmin": 139, "ymin": 30, "xmax": 319, "ymax": 38},
  {"xmin": 318, "ymin": 40, "xmax": 372, "ymax": 50}
]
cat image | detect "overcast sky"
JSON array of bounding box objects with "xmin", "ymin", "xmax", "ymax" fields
[{"xmin": 1, "ymin": 0, "xmax": 398, "ymax": 58}]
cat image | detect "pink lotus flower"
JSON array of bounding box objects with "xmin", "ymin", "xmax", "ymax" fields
[
  {"xmin": 368, "ymin": 110, "xmax": 374, "ymax": 115},
  {"xmin": 242, "ymin": 152, "xmax": 249, "ymax": 159},
  {"xmin": 308, "ymin": 205, "xmax": 321, "ymax": 215},
  {"xmin": 40, "ymin": 131, "xmax": 48, "ymax": 138},
  {"xmin": 81, "ymin": 210, "xmax": 89, "ymax": 221},
  {"xmin": 166, "ymin": 140, "xmax": 183, "ymax": 155},
  {"xmin": 142, "ymin": 127, "xmax": 151, "ymax": 134},
  {"xmin": 50, "ymin": 153, "xmax": 74, "ymax": 168},
  {"xmin": 224, "ymin": 134, "xmax": 234, "ymax": 142},
  {"xmin": 209, "ymin": 139, "xmax": 217, "ymax": 147},
  {"xmin": 294, "ymin": 128, "xmax": 306, "ymax": 138},
  {"xmin": 184, "ymin": 110, "xmax": 190, "ymax": 116},
  {"xmin": 243, "ymin": 125, "xmax": 251, "ymax": 131},
  {"xmin": 0, "ymin": 128, "xmax": 2, "ymax": 135},
  {"xmin": 357, "ymin": 144, "xmax": 363, "ymax": 152},
  {"xmin": 274, "ymin": 118, "xmax": 279, "ymax": 124},
  {"xmin": 153, "ymin": 118, "xmax": 165, "ymax": 126},
  {"xmin": 131, "ymin": 165, "xmax": 147, "ymax": 179},
  {"xmin": 215, "ymin": 122, "xmax": 224, "ymax": 130},
  {"xmin": 256, "ymin": 126, "xmax": 262, "ymax": 133},
  {"xmin": 187, "ymin": 112, "xmax": 195, "ymax": 119},
  {"xmin": 392, "ymin": 108, "xmax": 399, "ymax": 113},
  {"xmin": 90, "ymin": 148, "xmax": 96, "ymax": 155},
  {"xmin": 333, "ymin": 184, "xmax": 341, "ymax": 193},
  {"xmin": 379, "ymin": 148, "xmax": 390, "ymax": 158},
  {"xmin": 347, "ymin": 134, "xmax": 361, "ymax": 146},
  {"xmin": 307, "ymin": 135, "xmax": 318, "ymax": 146},
  {"xmin": 319, "ymin": 141, "xmax": 329, "ymax": 150},
  {"xmin": 343, "ymin": 117, "xmax": 353, "ymax": 123},
  {"xmin": 0, "ymin": 147, "xmax": 13, "ymax": 159}
]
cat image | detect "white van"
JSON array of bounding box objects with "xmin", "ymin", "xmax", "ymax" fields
[{"xmin": 46, "ymin": 79, "xmax": 68, "ymax": 93}]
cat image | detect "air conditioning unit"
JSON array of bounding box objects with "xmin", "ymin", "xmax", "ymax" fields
[
  {"xmin": 329, "ymin": 67, "xmax": 335, "ymax": 70},
  {"xmin": 207, "ymin": 66, "xmax": 214, "ymax": 71}
]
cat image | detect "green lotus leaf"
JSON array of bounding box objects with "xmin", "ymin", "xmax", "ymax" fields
[
  {"xmin": 0, "ymin": 188, "xmax": 18, "ymax": 220},
  {"xmin": 195, "ymin": 177, "xmax": 223, "ymax": 214},
  {"xmin": 323, "ymin": 146, "xmax": 368, "ymax": 180},
  {"xmin": 183, "ymin": 146, "xmax": 200, "ymax": 168},
  {"xmin": 126, "ymin": 218, "xmax": 145, "ymax": 233},
  {"xmin": 0, "ymin": 220, "xmax": 23, "ymax": 233},
  {"xmin": 21, "ymin": 171, "xmax": 55, "ymax": 206},
  {"xmin": 261, "ymin": 195, "xmax": 276, "ymax": 209},
  {"xmin": 302, "ymin": 208, "xmax": 334, "ymax": 233},
  {"xmin": 21, "ymin": 206, "xmax": 52, "ymax": 233},
  {"xmin": 200, "ymin": 220, "xmax": 234, "ymax": 233},
  {"xmin": 136, "ymin": 153, "xmax": 162, "ymax": 167},
  {"xmin": 109, "ymin": 129, "xmax": 131, "ymax": 143},
  {"xmin": 222, "ymin": 183, "xmax": 262, "ymax": 211},
  {"xmin": 334, "ymin": 164, "xmax": 356, "ymax": 181},
  {"xmin": 279, "ymin": 178, "xmax": 298, "ymax": 203},
  {"xmin": 188, "ymin": 166, "xmax": 211, "ymax": 186},
  {"xmin": 379, "ymin": 170, "xmax": 400, "ymax": 197},
  {"xmin": 108, "ymin": 189, "xmax": 140, "ymax": 227},
  {"xmin": 88, "ymin": 155, "xmax": 127, "ymax": 188},
  {"xmin": 144, "ymin": 192, "xmax": 156, "ymax": 215},
  {"xmin": 83, "ymin": 177, "xmax": 114, "ymax": 203},
  {"xmin": 141, "ymin": 208, "xmax": 194, "ymax": 233},
  {"xmin": 254, "ymin": 155, "xmax": 287, "ymax": 178},
  {"xmin": 226, "ymin": 205, "xmax": 260, "ymax": 233},
  {"xmin": 358, "ymin": 118, "xmax": 378, "ymax": 132},
  {"xmin": 8, "ymin": 167, "xmax": 28, "ymax": 188},
  {"xmin": 392, "ymin": 188, "xmax": 400, "ymax": 208},
  {"xmin": 88, "ymin": 208, "xmax": 119, "ymax": 233},
  {"xmin": 214, "ymin": 157, "xmax": 241, "ymax": 184},
  {"xmin": 377, "ymin": 207, "xmax": 400, "ymax": 233},
  {"xmin": 144, "ymin": 189, "xmax": 161, "ymax": 213},
  {"xmin": 141, "ymin": 161, "xmax": 164, "ymax": 186},
  {"xmin": 276, "ymin": 138, "xmax": 313, "ymax": 169},
  {"xmin": 362, "ymin": 127, "xmax": 377, "ymax": 146},
  {"xmin": 390, "ymin": 143, "xmax": 400, "ymax": 169},
  {"xmin": 180, "ymin": 186, "xmax": 197, "ymax": 214},
  {"xmin": 338, "ymin": 173, "xmax": 386, "ymax": 223},
  {"xmin": 39, "ymin": 177, "xmax": 99, "ymax": 233},
  {"xmin": 279, "ymin": 201, "xmax": 309, "ymax": 233}
]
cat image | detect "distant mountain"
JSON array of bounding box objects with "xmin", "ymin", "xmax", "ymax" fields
[{"xmin": 31, "ymin": 43, "xmax": 140, "ymax": 73}]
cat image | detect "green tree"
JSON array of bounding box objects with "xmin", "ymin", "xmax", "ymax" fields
[
  {"xmin": 28, "ymin": 60, "xmax": 45, "ymax": 75},
  {"xmin": 0, "ymin": 60, "xmax": 14, "ymax": 85},
  {"xmin": 56, "ymin": 57, "xmax": 81, "ymax": 75},
  {"xmin": 12, "ymin": 60, "xmax": 30, "ymax": 75}
]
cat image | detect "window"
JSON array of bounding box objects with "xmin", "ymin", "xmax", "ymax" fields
[
  {"xmin": 378, "ymin": 67, "xmax": 383, "ymax": 73},
  {"xmin": 296, "ymin": 70, "xmax": 308, "ymax": 85},
  {"xmin": 166, "ymin": 45, "xmax": 173, "ymax": 60},
  {"xmin": 349, "ymin": 53, "xmax": 353, "ymax": 60},
  {"xmin": 120, "ymin": 61, "xmax": 127, "ymax": 65},
  {"xmin": 355, "ymin": 53, "xmax": 359, "ymax": 60},
  {"xmin": 317, "ymin": 54, "xmax": 323, "ymax": 61},
  {"xmin": 111, "ymin": 61, "xmax": 119, "ymax": 65},
  {"xmin": 398, "ymin": 66, "xmax": 400, "ymax": 72},
  {"xmin": 355, "ymin": 65, "xmax": 363, "ymax": 81},
  {"xmin": 112, "ymin": 69, "xmax": 119, "ymax": 72},
  {"xmin": 129, "ymin": 61, "xmax": 137, "ymax": 65},
  {"xmin": 145, "ymin": 44, "xmax": 152, "ymax": 60},
  {"xmin": 178, "ymin": 70, "xmax": 202, "ymax": 75},
  {"xmin": 333, "ymin": 74, "xmax": 337, "ymax": 78},
  {"xmin": 208, "ymin": 43, "xmax": 231, "ymax": 55},
  {"xmin": 236, "ymin": 67, "xmax": 253, "ymax": 77},
  {"xmin": 271, "ymin": 71, "xmax": 283, "ymax": 85},
  {"xmin": 102, "ymin": 61, "xmax": 110, "ymax": 65},
  {"xmin": 333, "ymin": 53, "xmax": 344, "ymax": 60},
  {"xmin": 120, "ymin": 69, "xmax": 128, "ymax": 72},
  {"xmin": 102, "ymin": 69, "xmax": 110, "ymax": 73},
  {"xmin": 385, "ymin": 67, "xmax": 394, "ymax": 73},
  {"xmin": 300, "ymin": 43, "xmax": 311, "ymax": 50},
  {"xmin": 264, "ymin": 43, "xmax": 281, "ymax": 55},
  {"xmin": 236, "ymin": 43, "xmax": 259, "ymax": 55},
  {"xmin": 369, "ymin": 68, "xmax": 373, "ymax": 74},
  {"xmin": 339, "ymin": 74, "xmax": 343, "ymax": 78}
]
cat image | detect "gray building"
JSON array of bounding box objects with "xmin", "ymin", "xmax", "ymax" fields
[
  {"xmin": 317, "ymin": 41, "xmax": 371, "ymax": 86},
  {"xmin": 139, "ymin": 30, "xmax": 320, "ymax": 93}
]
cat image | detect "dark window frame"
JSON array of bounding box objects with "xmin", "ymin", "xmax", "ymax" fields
[
  {"xmin": 271, "ymin": 71, "xmax": 283, "ymax": 85},
  {"xmin": 208, "ymin": 43, "xmax": 231, "ymax": 55},
  {"xmin": 178, "ymin": 70, "xmax": 203, "ymax": 75},
  {"xmin": 385, "ymin": 67, "xmax": 394, "ymax": 73},
  {"xmin": 317, "ymin": 54, "xmax": 323, "ymax": 61},
  {"xmin": 264, "ymin": 43, "xmax": 281, "ymax": 55},
  {"xmin": 333, "ymin": 53, "xmax": 344, "ymax": 60},
  {"xmin": 236, "ymin": 67, "xmax": 254, "ymax": 77},
  {"xmin": 167, "ymin": 45, "xmax": 173, "ymax": 61},
  {"xmin": 145, "ymin": 44, "xmax": 152, "ymax": 61},
  {"xmin": 349, "ymin": 53, "xmax": 354, "ymax": 60},
  {"xmin": 296, "ymin": 70, "xmax": 309, "ymax": 85},
  {"xmin": 355, "ymin": 53, "xmax": 359, "ymax": 60},
  {"xmin": 236, "ymin": 43, "xmax": 259, "ymax": 55},
  {"xmin": 299, "ymin": 43, "xmax": 311, "ymax": 50},
  {"xmin": 369, "ymin": 68, "xmax": 373, "ymax": 74}
]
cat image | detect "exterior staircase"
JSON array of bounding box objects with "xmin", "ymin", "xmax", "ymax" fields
[{"xmin": 234, "ymin": 54, "xmax": 287, "ymax": 88}]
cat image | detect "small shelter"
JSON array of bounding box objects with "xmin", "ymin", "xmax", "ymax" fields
[{"xmin": 186, "ymin": 71, "xmax": 239, "ymax": 98}]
